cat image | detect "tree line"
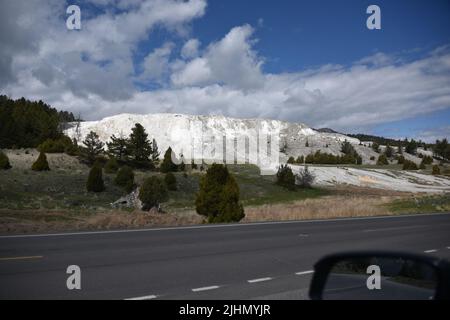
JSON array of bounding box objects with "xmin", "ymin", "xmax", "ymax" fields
[{"xmin": 0, "ymin": 95, "xmax": 75, "ymax": 149}]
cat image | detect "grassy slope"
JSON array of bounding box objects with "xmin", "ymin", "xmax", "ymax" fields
[
  {"xmin": 0, "ymin": 163, "xmax": 328, "ymax": 213},
  {"xmin": 385, "ymin": 193, "xmax": 450, "ymax": 214}
]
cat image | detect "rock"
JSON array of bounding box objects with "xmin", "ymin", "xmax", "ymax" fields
[{"xmin": 111, "ymin": 189, "xmax": 143, "ymax": 210}]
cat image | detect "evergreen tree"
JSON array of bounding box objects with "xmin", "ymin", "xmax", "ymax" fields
[
  {"xmin": 376, "ymin": 154, "xmax": 389, "ymax": 166},
  {"xmin": 151, "ymin": 138, "xmax": 160, "ymax": 163},
  {"xmin": 432, "ymin": 165, "xmax": 440, "ymax": 175},
  {"xmin": 31, "ymin": 152, "xmax": 50, "ymax": 171},
  {"xmin": 287, "ymin": 156, "xmax": 295, "ymax": 164},
  {"xmin": 107, "ymin": 134, "xmax": 129, "ymax": 163},
  {"xmin": 372, "ymin": 142, "xmax": 380, "ymax": 153},
  {"xmin": 276, "ymin": 164, "xmax": 296, "ymax": 190},
  {"xmin": 0, "ymin": 150, "xmax": 12, "ymax": 169},
  {"xmin": 115, "ymin": 166, "xmax": 135, "ymax": 193},
  {"xmin": 405, "ymin": 139, "xmax": 418, "ymax": 155},
  {"xmin": 384, "ymin": 145, "xmax": 394, "ymax": 158},
  {"xmin": 104, "ymin": 157, "xmax": 119, "ymax": 174},
  {"xmin": 139, "ymin": 176, "xmax": 168, "ymax": 211},
  {"xmin": 434, "ymin": 139, "xmax": 449, "ymax": 160},
  {"xmin": 127, "ymin": 123, "xmax": 153, "ymax": 168},
  {"xmin": 86, "ymin": 164, "xmax": 105, "ymax": 192},
  {"xmin": 195, "ymin": 164, "xmax": 244, "ymax": 223},
  {"xmin": 160, "ymin": 147, "xmax": 178, "ymax": 173},
  {"xmin": 82, "ymin": 131, "xmax": 104, "ymax": 165},
  {"xmin": 164, "ymin": 172, "xmax": 177, "ymax": 191},
  {"xmin": 191, "ymin": 159, "xmax": 198, "ymax": 170}
]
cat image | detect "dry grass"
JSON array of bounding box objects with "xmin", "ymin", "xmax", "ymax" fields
[
  {"xmin": 242, "ymin": 195, "xmax": 403, "ymax": 222},
  {"xmin": 0, "ymin": 209, "xmax": 203, "ymax": 234}
]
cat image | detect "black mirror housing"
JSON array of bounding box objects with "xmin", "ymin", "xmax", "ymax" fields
[{"xmin": 309, "ymin": 251, "xmax": 450, "ymax": 300}]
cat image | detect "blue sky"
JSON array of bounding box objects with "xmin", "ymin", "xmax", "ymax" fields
[{"xmin": 1, "ymin": 0, "xmax": 450, "ymax": 141}]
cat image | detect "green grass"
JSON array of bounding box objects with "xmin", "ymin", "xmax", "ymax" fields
[
  {"xmin": 0, "ymin": 164, "xmax": 329, "ymax": 214},
  {"xmin": 0, "ymin": 168, "xmax": 126, "ymax": 212},
  {"xmin": 385, "ymin": 193, "xmax": 450, "ymax": 214}
]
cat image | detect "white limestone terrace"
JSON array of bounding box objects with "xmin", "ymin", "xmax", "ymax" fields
[
  {"xmin": 290, "ymin": 165, "xmax": 450, "ymax": 193},
  {"xmin": 64, "ymin": 112, "xmax": 360, "ymax": 163}
]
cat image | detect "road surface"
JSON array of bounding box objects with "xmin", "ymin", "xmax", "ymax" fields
[{"xmin": 1, "ymin": 213, "xmax": 450, "ymax": 300}]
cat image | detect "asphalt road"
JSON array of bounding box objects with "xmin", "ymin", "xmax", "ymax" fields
[{"xmin": 1, "ymin": 213, "xmax": 450, "ymax": 300}]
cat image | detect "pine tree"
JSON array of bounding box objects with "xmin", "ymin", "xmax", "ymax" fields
[
  {"xmin": 0, "ymin": 151, "xmax": 12, "ymax": 169},
  {"xmin": 276, "ymin": 164, "xmax": 296, "ymax": 190},
  {"xmin": 82, "ymin": 131, "xmax": 104, "ymax": 165},
  {"xmin": 86, "ymin": 164, "xmax": 105, "ymax": 192},
  {"xmin": 384, "ymin": 145, "xmax": 394, "ymax": 158},
  {"xmin": 164, "ymin": 172, "xmax": 177, "ymax": 191},
  {"xmin": 405, "ymin": 139, "xmax": 418, "ymax": 155},
  {"xmin": 139, "ymin": 176, "xmax": 168, "ymax": 211},
  {"xmin": 31, "ymin": 152, "xmax": 50, "ymax": 171},
  {"xmin": 127, "ymin": 123, "xmax": 153, "ymax": 168},
  {"xmin": 104, "ymin": 157, "xmax": 119, "ymax": 174},
  {"xmin": 115, "ymin": 166, "xmax": 135, "ymax": 193},
  {"xmin": 432, "ymin": 165, "xmax": 440, "ymax": 175},
  {"xmin": 107, "ymin": 134, "xmax": 129, "ymax": 163},
  {"xmin": 151, "ymin": 138, "xmax": 160, "ymax": 163},
  {"xmin": 160, "ymin": 147, "xmax": 178, "ymax": 173},
  {"xmin": 195, "ymin": 164, "xmax": 244, "ymax": 223},
  {"xmin": 376, "ymin": 154, "xmax": 389, "ymax": 166}
]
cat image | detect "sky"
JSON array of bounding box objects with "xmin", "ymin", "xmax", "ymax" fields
[{"xmin": 1, "ymin": 0, "xmax": 450, "ymax": 142}]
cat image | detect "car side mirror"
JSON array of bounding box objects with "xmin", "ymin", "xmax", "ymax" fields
[{"xmin": 309, "ymin": 251, "xmax": 450, "ymax": 300}]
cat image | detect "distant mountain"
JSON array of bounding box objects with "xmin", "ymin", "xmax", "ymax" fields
[{"xmin": 314, "ymin": 128, "xmax": 340, "ymax": 134}]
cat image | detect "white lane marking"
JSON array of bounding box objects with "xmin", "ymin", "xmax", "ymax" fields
[
  {"xmin": 424, "ymin": 249, "xmax": 437, "ymax": 253},
  {"xmin": 125, "ymin": 295, "xmax": 157, "ymax": 300},
  {"xmin": 0, "ymin": 255, "xmax": 43, "ymax": 261},
  {"xmin": 295, "ymin": 270, "xmax": 314, "ymax": 276},
  {"xmin": 247, "ymin": 277, "xmax": 273, "ymax": 283},
  {"xmin": 191, "ymin": 285, "xmax": 220, "ymax": 292},
  {"xmin": 1, "ymin": 212, "xmax": 448, "ymax": 239}
]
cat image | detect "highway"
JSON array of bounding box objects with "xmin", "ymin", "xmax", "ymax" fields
[{"xmin": 1, "ymin": 213, "xmax": 450, "ymax": 300}]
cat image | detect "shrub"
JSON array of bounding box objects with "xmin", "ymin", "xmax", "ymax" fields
[
  {"xmin": 372, "ymin": 142, "xmax": 380, "ymax": 153},
  {"xmin": 115, "ymin": 166, "xmax": 135, "ymax": 193},
  {"xmin": 421, "ymin": 155, "xmax": 433, "ymax": 165},
  {"xmin": 86, "ymin": 165, "xmax": 105, "ymax": 192},
  {"xmin": 38, "ymin": 136, "xmax": 75, "ymax": 154},
  {"xmin": 139, "ymin": 176, "xmax": 168, "ymax": 211},
  {"xmin": 31, "ymin": 152, "xmax": 50, "ymax": 171},
  {"xmin": 164, "ymin": 172, "xmax": 177, "ymax": 191},
  {"xmin": 195, "ymin": 164, "xmax": 244, "ymax": 223},
  {"xmin": 402, "ymin": 160, "xmax": 418, "ymax": 170},
  {"xmin": 432, "ymin": 165, "xmax": 440, "ymax": 175},
  {"xmin": 384, "ymin": 145, "xmax": 394, "ymax": 158},
  {"xmin": 296, "ymin": 155, "xmax": 304, "ymax": 164},
  {"xmin": 276, "ymin": 164, "xmax": 296, "ymax": 190},
  {"xmin": 287, "ymin": 156, "xmax": 295, "ymax": 164},
  {"xmin": 104, "ymin": 157, "xmax": 119, "ymax": 174},
  {"xmin": 376, "ymin": 154, "xmax": 389, "ymax": 165},
  {"xmin": 295, "ymin": 166, "xmax": 315, "ymax": 188},
  {"xmin": 397, "ymin": 155, "xmax": 405, "ymax": 164},
  {"xmin": 0, "ymin": 151, "xmax": 12, "ymax": 170}
]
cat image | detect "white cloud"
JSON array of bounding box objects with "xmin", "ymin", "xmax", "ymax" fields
[
  {"xmin": 1, "ymin": 1, "xmax": 450, "ymax": 138},
  {"xmin": 172, "ymin": 24, "xmax": 265, "ymax": 89},
  {"xmin": 181, "ymin": 38, "xmax": 200, "ymax": 59},
  {"xmin": 140, "ymin": 42, "xmax": 174, "ymax": 82}
]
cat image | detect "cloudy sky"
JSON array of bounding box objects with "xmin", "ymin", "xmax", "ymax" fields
[{"xmin": 1, "ymin": 0, "xmax": 450, "ymax": 141}]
